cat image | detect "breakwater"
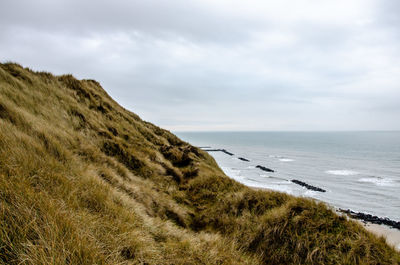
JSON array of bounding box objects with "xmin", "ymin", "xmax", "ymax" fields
[
  {"xmin": 201, "ymin": 148, "xmax": 234, "ymax": 156},
  {"xmin": 256, "ymin": 165, "xmax": 274, "ymax": 172},
  {"xmin": 201, "ymin": 146, "xmax": 329, "ymax": 194},
  {"xmin": 291, "ymin": 179, "xmax": 326, "ymax": 192},
  {"xmin": 339, "ymin": 209, "xmax": 400, "ymax": 230}
]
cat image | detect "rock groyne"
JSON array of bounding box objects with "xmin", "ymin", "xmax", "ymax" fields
[
  {"xmin": 291, "ymin": 179, "xmax": 326, "ymax": 192},
  {"xmin": 339, "ymin": 209, "xmax": 400, "ymax": 230},
  {"xmin": 202, "ymin": 149, "xmax": 234, "ymax": 156},
  {"xmin": 256, "ymin": 165, "xmax": 275, "ymax": 172}
]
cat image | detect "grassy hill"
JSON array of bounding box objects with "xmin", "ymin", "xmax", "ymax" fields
[{"xmin": 0, "ymin": 62, "xmax": 399, "ymax": 264}]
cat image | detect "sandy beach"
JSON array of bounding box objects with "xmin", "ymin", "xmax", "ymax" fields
[{"xmin": 361, "ymin": 222, "xmax": 400, "ymax": 252}]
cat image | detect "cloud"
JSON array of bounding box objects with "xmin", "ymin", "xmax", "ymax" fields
[{"xmin": 0, "ymin": 0, "xmax": 399, "ymax": 130}]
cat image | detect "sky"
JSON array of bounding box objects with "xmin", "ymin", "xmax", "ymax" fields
[{"xmin": 1, "ymin": 0, "xmax": 399, "ymax": 131}]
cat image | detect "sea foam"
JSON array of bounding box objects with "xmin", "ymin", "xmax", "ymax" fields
[
  {"xmin": 279, "ymin": 158, "xmax": 294, "ymax": 162},
  {"xmin": 325, "ymin": 170, "xmax": 359, "ymax": 176},
  {"xmin": 268, "ymin": 155, "xmax": 284, "ymax": 158},
  {"xmin": 221, "ymin": 167, "xmax": 241, "ymax": 178},
  {"xmin": 358, "ymin": 177, "xmax": 396, "ymax": 187}
]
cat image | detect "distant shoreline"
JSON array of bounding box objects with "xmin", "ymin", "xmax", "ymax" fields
[{"xmin": 199, "ymin": 143, "xmax": 400, "ymax": 251}]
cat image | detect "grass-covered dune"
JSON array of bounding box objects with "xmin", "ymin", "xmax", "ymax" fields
[{"xmin": 0, "ymin": 62, "xmax": 399, "ymax": 265}]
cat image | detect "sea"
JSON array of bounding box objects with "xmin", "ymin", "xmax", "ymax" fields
[{"xmin": 176, "ymin": 131, "xmax": 400, "ymax": 221}]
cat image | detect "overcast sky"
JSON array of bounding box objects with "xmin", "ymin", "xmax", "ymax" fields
[{"xmin": 1, "ymin": 0, "xmax": 399, "ymax": 131}]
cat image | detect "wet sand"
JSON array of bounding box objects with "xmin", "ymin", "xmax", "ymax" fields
[{"xmin": 361, "ymin": 222, "xmax": 400, "ymax": 252}]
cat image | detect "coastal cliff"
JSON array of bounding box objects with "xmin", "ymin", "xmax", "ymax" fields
[{"xmin": 0, "ymin": 63, "xmax": 399, "ymax": 264}]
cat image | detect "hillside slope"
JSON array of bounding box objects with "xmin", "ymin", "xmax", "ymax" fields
[{"xmin": 0, "ymin": 63, "xmax": 399, "ymax": 264}]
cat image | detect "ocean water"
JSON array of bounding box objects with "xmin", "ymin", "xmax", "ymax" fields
[{"xmin": 176, "ymin": 131, "xmax": 400, "ymax": 221}]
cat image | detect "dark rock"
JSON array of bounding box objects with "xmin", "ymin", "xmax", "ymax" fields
[
  {"xmin": 291, "ymin": 179, "xmax": 326, "ymax": 192},
  {"xmin": 221, "ymin": 149, "xmax": 234, "ymax": 156},
  {"xmin": 238, "ymin": 157, "xmax": 250, "ymax": 162},
  {"xmin": 256, "ymin": 165, "xmax": 275, "ymax": 172},
  {"xmin": 203, "ymin": 149, "xmax": 234, "ymax": 156},
  {"xmin": 338, "ymin": 209, "xmax": 400, "ymax": 230}
]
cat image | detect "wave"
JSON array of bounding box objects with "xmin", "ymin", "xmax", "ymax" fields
[
  {"xmin": 325, "ymin": 170, "xmax": 359, "ymax": 176},
  {"xmin": 268, "ymin": 155, "xmax": 284, "ymax": 158},
  {"xmin": 269, "ymin": 154, "xmax": 294, "ymax": 162},
  {"xmin": 304, "ymin": 190, "xmax": 318, "ymax": 197},
  {"xmin": 245, "ymin": 177, "xmax": 262, "ymax": 183},
  {"xmin": 358, "ymin": 177, "xmax": 397, "ymax": 187},
  {"xmin": 260, "ymin": 174, "xmax": 289, "ymax": 181},
  {"xmin": 221, "ymin": 167, "xmax": 241, "ymax": 178},
  {"xmin": 279, "ymin": 158, "xmax": 294, "ymax": 162}
]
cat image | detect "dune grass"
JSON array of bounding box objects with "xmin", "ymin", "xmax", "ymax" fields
[{"xmin": 0, "ymin": 62, "xmax": 399, "ymax": 264}]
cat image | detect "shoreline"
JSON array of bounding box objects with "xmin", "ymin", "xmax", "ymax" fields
[
  {"xmin": 361, "ymin": 222, "xmax": 400, "ymax": 252},
  {"xmin": 204, "ymin": 147, "xmax": 400, "ymax": 252}
]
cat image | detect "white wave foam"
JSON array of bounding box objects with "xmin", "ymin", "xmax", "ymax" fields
[
  {"xmin": 279, "ymin": 158, "xmax": 294, "ymax": 162},
  {"xmin": 304, "ymin": 190, "xmax": 317, "ymax": 197},
  {"xmin": 245, "ymin": 177, "xmax": 262, "ymax": 183},
  {"xmin": 221, "ymin": 167, "xmax": 241, "ymax": 178},
  {"xmin": 260, "ymin": 175, "xmax": 290, "ymax": 182},
  {"xmin": 253, "ymin": 184, "xmax": 294, "ymax": 194},
  {"xmin": 325, "ymin": 170, "xmax": 359, "ymax": 176},
  {"xmin": 268, "ymin": 155, "xmax": 284, "ymax": 158},
  {"xmin": 358, "ymin": 177, "xmax": 396, "ymax": 187}
]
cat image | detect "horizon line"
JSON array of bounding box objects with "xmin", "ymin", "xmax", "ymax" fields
[{"xmin": 172, "ymin": 130, "xmax": 400, "ymax": 133}]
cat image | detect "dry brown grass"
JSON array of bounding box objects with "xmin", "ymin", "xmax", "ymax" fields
[{"xmin": 0, "ymin": 62, "xmax": 399, "ymax": 264}]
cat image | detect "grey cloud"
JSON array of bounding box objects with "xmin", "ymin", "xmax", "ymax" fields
[
  {"xmin": 0, "ymin": 0, "xmax": 399, "ymax": 131},
  {"xmin": 0, "ymin": 0, "xmax": 260, "ymax": 44}
]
